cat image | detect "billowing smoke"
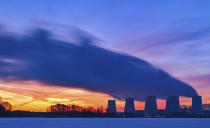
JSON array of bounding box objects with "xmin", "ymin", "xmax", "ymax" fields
[{"xmin": 0, "ymin": 27, "xmax": 197, "ymax": 101}]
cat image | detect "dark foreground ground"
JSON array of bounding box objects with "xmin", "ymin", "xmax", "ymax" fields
[{"xmin": 1, "ymin": 111, "xmax": 210, "ymax": 118}]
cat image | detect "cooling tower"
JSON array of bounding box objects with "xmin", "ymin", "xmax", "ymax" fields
[
  {"xmin": 124, "ymin": 98, "xmax": 135, "ymax": 113},
  {"xmin": 144, "ymin": 96, "xmax": 158, "ymax": 115},
  {"xmin": 107, "ymin": 100, "xmax": 117, "ymax": 113},
  {"xmin": 166, "ymin": 96, "xmax": 180, "ymax": 113},
  {"xmin": 192, "ymin": 96, "xmax": 203, "ymax": 115}
]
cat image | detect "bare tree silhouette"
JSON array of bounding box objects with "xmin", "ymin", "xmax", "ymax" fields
[
  {"xmin": 0, "ymin": 97, "xmax": 12, "ymax": 112},
  {"xmin": 1, "ymin": 102, "xmax": 12, "ymax": 111},
  {"xmin": 47, "ymin": 104, "xmax": 104, "ymax": 113}
]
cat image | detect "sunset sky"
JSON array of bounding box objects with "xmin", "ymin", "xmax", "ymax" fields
[{"xmin": 0, "ymin": 0, "xmax": 210, "ymax": 112}]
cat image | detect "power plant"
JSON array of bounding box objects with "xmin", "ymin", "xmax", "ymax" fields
[
  {"xmin": 124, "ymin": 98, "xmax": 135, "ymax": 113},
  {"xmin": 107, "ymin": 100, "xmax": 117, "ymax": 113},
  {"xmin": 192, "ymin": 96, "xmax": 203, "ymax": 114},
  {"xmin": 107, "ymin": 96, "xmax": 204, "ymax": 116},
  {"xmin": 166, "ymin": 96, "xmax": 180, "ymax": 113},
  {"xmin": 144, "ymin": 96, "xmax": 158, "ymax": 115}
]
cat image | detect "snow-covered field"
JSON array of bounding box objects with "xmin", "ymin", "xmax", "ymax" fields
[{"xmin": 0, "ymin": 118, "xmax": 209, "ymax": 128}]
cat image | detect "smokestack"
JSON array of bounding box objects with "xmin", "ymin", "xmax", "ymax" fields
[
  {"xmin": 192, "ymin": 96, "xmax": 203, "ymax": 115},
  {"xmin": 107, "ymin": 100, "xmax": 117, "ymax": 113},
  {"xmin": 124, "ymin": 98, "xmax": 135, "ymax": 113},
  {"xmin": 144, "ymin": 96, "xmax": 158, "ymax": 115},
  {"xmin": 166, "ymin": 96, "xmax": 180, "ymax": 113}
]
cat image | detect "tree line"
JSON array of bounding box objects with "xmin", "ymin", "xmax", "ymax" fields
[{"xmin": 47, "ymin": 103, "xmax": 105, "ymax": 113}]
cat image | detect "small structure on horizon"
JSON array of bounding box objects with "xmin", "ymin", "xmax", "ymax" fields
[
  {"xmin": 124, "ymin": 98, "xmax": 135, "ymax": 113},
  {"xmin": 107, "ymin": 100, "xmax": 117, "ymax": 113},
  {"xmin": 166, "ymin": 96, "xmax": 180, "ymax": 113}
]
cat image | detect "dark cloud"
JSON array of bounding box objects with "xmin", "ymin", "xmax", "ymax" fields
[{"xmin": 0, "ymin": 28, "xmax": 197, "ymax": 101}]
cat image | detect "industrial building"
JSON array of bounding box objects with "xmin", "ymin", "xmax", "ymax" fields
[
  {"xmin": 166, "ymin": 96, "xmax": 180, "ymax": 113},
  {"xmin": 144, "ymin": 96, "xmax": 158, "ymax": 115},
  {"xmin": 192, "ymin": 96, "xmax": 203, "ymax": 114},
  {"xmin": 107, "ymin": 96, "xmax": 204, "ymax": 116},
  {"xmin": 124, "ymin": 98, "xmax": 135, "ymax": 113},
  {"xmin": 107, "ymin": 100, "xmax": 117, "ymax": 113}
]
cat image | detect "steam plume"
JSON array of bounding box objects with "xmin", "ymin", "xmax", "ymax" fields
[{"xmin": 0, "ymin": 27, "xmax": 198, "ymax": 101}]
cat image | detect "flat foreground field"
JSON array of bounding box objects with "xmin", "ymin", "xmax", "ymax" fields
[{"xmin": 0, "ymin": 118, "xmax": 209, "ymax": 128}]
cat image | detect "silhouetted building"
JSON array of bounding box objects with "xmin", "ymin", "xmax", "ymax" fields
[
  {"xmin": 124, "ymin": 98, "xmax": 135, "ymax": 113},
  {"xmin": 144, "ymin": 96, "xmax": 158, "ymax": 115},
  {"xmin": 166, "ymin": 96, "xmax": 180, "ymax": 113},
  {"xmin": 107, "ymin": 100, "xmax": 117, "ymax": 113},
  {"xmin": 192, "ymin": 96, "xmax": 203, "ymax": 114}
]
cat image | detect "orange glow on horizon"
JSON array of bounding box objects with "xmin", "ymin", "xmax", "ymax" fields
[{"xmin": 0, "ymin": 81, "xmax": 210, "ymax": 112}]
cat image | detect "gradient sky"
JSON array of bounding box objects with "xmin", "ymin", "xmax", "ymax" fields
[{"xmin": 0, "ymin": 0, "xmax": 210, "ymax": 112}]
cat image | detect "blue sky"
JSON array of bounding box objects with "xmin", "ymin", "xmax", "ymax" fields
[{"xmin": 0, "ymin": 0, "xmax": 210, "ymax": 95}]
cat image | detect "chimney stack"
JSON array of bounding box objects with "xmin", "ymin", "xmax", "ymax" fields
[
  {"xmin": 124, "ymin": 98, "xmax": 135, "ymax": 113},
  {"xmin": 107, "ymin": 100, "xmax": 117, "ymax": 113},
  {"xmin": 144, "ymin": 96, "xmax": 158, "ymax": 115},
  {"xmin": 166, "ymin": 96, "xmax": 180, "ymax": 113},
  {"xmin": 192, "ymin": 96, "xmax": 203, "ymax": 115}
]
